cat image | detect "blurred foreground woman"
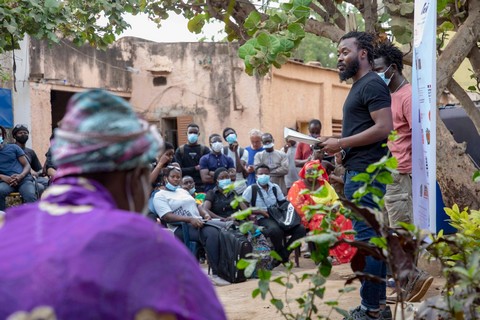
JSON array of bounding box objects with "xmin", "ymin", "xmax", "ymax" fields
[{"xmin": 0, "ymin": 90, "xmax": 226, "ymax": 320}]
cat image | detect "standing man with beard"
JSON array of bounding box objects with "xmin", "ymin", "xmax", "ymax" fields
[{"xmin": 320, "ymin": 32, "xmax": 393, "ymax": 320}]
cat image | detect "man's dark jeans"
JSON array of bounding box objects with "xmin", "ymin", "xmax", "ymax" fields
[
  {"xmin": 0, "ymin": 175, "xmax": 37, "ymax": 210},
  {"xmin": 344, "ymin": 170, "xmax": 387, "ymax": 312}
]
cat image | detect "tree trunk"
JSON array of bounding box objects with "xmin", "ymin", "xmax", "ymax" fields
[{"xmin": 434, "ymin": 1, "xmax": 480, "ymax": 209}]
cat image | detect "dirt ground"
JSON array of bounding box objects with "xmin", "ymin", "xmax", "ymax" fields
[{"xmin": 211, "ymin": 255, "xmax": 445, "ymax": 320}]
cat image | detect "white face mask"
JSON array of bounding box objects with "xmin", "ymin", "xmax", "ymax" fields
[
  {"xmin": 263, "ymin": 143, "xmax": 274, "ymax": 149},
  {"xmin": 211, "ymin": 141, "xmax": 223, "ymax": 153}
]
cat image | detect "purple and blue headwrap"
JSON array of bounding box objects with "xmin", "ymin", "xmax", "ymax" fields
[{"xmin": 52, "ymin": 89, "xmax": 162, "ymax": 178}]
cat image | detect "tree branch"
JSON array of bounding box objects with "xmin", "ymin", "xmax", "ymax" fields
[
  {"xmin": 315, "ymin": 0, "xmax": 346, "ymax": 31},
  {"xmin": 436, "ymin": 0, "xmax": 480, "ymax": 100},
  {"xmin": 309, "ymin": 2, "xmax": 330, "ymax": 25},
  {"xmin": 447, "ymin": 79, "xmax": 480, "ymax": 135},
  {"xmin": 362, "ymin": 0, "xmax": 377, "ymax": 33},
  {"xmin": 304, "ymin": 18, "xmax": 345, "ymax": 43}
]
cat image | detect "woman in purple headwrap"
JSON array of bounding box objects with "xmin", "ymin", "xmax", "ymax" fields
[{"xmin": 0, "ymin": 89, "xmax": 226, "ymax": 320}]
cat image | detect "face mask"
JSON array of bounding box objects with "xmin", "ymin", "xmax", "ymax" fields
[
  {"xmin": 187, "ymin": 133, "xmax": 198, "ymax": 144},
  {"xmin": 166, "ymin": 182, "xmax": 179, "ymax": 191},
  {"xmin": 0, "ymin": 136, "xmax": 3, "ymax": 144},
  {"xmin": 16, "ymin": 136, "xmax": 28, "ymax": 144},
  {"xmin": 188, "ymin": 187, "xmax": 196, "ymax": 195},
  {"xmin": 257, "ymin": 174, "xmax": 270, "ymax": 186},
  {"xmin": 263, "ymin": 143, "xmax": 274, "ymax": 149},
  {"xmin": 377, "ymin": 65, "xmax": 393, "ymax": 86},
  {"xmin": 218, "ymin": 178, "xmax": 232, "ymax": 189},
  {"xmin": 211, "ymin": 141, "xmax": 223, "ymax": 153},
  {"xmin": 226, "ymin": 133, "xmax": 237, "ymax": 144}
]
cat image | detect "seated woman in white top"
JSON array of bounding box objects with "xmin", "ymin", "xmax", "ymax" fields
[{"xmin": 152, "ymin": 166, "xmax": 229, "ymax": 286}]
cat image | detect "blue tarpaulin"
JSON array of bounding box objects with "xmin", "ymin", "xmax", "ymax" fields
[{"xmin": 0, "ymin": 88, "xmax": 13, "ymax": 128}]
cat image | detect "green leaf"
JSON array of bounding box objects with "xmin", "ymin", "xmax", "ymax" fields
[
  {"xmin": 319, "ymin": 261, "xmax": 332, "ymax": 277},
  {"xmin": 468, "ymin": 86, "xmax": 478, "ymax": 91},
  {"xmin": 338, "ymin": 286, "xmax": 356, "ymax": 293},
  {"xmin": 256, "ymin": 32, "xmax": 272, "ymax": 47},
  {"xmin": 334, "ymin": 307, "xmax": 350, "ymax": 318},
  {"xmin": 293, "ymin": 0, "xmax": 312, "ymax": 7},
  {"xmin": 45, "ymin": 0, "xmax": 60, "ymax": 9},
  {"xmin": 270, "ymin": 250, "xmax": 282, "ymax": 261},
  {"xmin": 252, "ymin": 288, "xmax": 261, "ymax": 298},
  {"xmin": 232, "ymin": 208, "xmax": 253, "ymax": 221},
  {"xmin": 244, "ymin": 260, "xmax": 257, "ymax": 278},
  {"xmin": 351, "ymin": 173, "xmax": 370, "ymax": 183},
  {"xmin": 438, "ymin": 21, "xmax": 454, "ymax": 32},
  {"xmin": 385, "ymin": 157, "xmax": 398, "ymax": 170},
  {"xmin": 236, "ymin": 259, "xmax": 251, "ymax": 270},
  {"xmin": 187, "ymin": 14, "xmax": 205, "ymax": 34},
  {"xmin": 244, "ymin": 11, "xmax": 262, "ymax": 30},
  {"xmin": 258, "ymin": 269, "xmax": 272, "ymax": 281},
  {"xmin": 271, "ymin": 298, "xmax": 284, "ymax": 310},
  {"xmin": 370, "ymin": 236, "xmax": 387, "ymax": 249},
  {"xmin": 287, "ymin": 23, "xmax": 305, "ymax": 40},
  {"xmin": 325, "ymin": 300, "xmax": 339, "ymax": 306},
  {"xmin": 292, "ymin": 5, "xmax": 311, "ymax": 19},
  {"xmin": 375, "ymin": 171, "xmax": 393, "ymax": 184},
  {"xmin": 367, "ymin": 186, "xmax": 384, "ymax": 198},
  {"xmin": 239, "ymin": 221, "xmax": 254, "ymax": 234},
  {"xmin": 473, "ymin": 171, "xmax": 480, "ymax": 182},
  {"xmin": 238, "ymin": 40, "xmax": 258, "ymax": 59}
]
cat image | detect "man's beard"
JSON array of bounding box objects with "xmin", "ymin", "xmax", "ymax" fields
[{"xmin": 338, "ymin": 58, "xmax": 360, "ymax": 81}]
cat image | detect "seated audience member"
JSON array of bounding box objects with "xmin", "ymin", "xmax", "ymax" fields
[
  {"xmin": 222, "ymin": 127, "xmax": 248, "ymax": 193},
  {"xmin": 199, "ymin": 133, "xmax": 234, "ymax": 192},
  {"xmin": 242, "ymin": 164, "xmax": 306, "ymax": 267},
  {"xmin": 181, "ymin": 175, "xmax": 206, "ymax": 204},
  {"xmin": 153, "ymin": 166, "xmax": 230, "ymax": 286},
  {"xmin": 287, "ymin": 160, "xmax": 355, "ymax": 264},
  {"xmin": 254, "ymin": 133, "xmax": 289, "ymax": 195},
  {"xmin": 150, "ymin": 142, "xmax": 175, "ymax": 190},
  {"xmin": 0, "ymin": 89, "xmax": 226, "ymax": 319},
  {"xmin": 0, "ymin": 126, "xmax": 37, "ymax": 211},
  {"xmin": 203, "ymin": 167, "xmax": 238, "ymax": 220},
  {"xmin": 329, "ymin": 152, "xmax": 346, "ymax": 198},
  {"xmin": 12, "ymin": 124, "xmax": 49, "ymax": 194},
  {"xmin": 245, "ymin": 129, "xmax": 264, "ymax": 186}
]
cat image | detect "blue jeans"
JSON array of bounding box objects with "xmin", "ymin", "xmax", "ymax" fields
[
  {"xmin": 0, "ymin": 175, "xmax": 38, "ymax": 210},
  {"xmin": 344, "ymin": 170, "xmax": 386, "ymax": 311}
]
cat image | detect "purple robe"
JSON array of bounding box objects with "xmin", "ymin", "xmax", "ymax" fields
[{"xmin": 0, "ymin": 177, "xmax": 226, "ymax": 320}]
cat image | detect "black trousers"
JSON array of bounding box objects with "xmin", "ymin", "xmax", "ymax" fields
[{"xmin": 257, "ymin": 217, "xmax": 306, "ymax": 262}]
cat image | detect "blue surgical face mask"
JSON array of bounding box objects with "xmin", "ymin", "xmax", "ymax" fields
[
  {"xmin": 0, "ymin": 136, "xmax": 3, "ymax": 144},
  {"xmin": 218, "ymin": 178, "xmax": 232, "ymax": 189},
  {"xmin": 377, "ymin": 65, "xmax": 393, "ymax": 86},
  {"xmin": 257, "ymin": 174, "xmax": 270, "ymax": 186},
  {"xmin": 226, "ymin": 133, "xmax": 237, "ymax": 144},
  {"xmin": 166, "ymin": 182, "xmax": 179, "ymax": 191},
  {"xmin": 187, "ymin": 133, "xmax": 198, "ymax": 144},
  {"xmin": 188, "ymin": 187, "xmax": 196, "ymax": 195}
]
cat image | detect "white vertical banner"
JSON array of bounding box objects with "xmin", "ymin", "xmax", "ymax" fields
[{"xmin": 412, "ymin": 0, "xmax": 437, "ymax": 232}]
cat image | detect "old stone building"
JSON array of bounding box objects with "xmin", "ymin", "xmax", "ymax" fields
[{"xmin": 6, "ymin": 36, "xmax": 350, "ymax": 163}]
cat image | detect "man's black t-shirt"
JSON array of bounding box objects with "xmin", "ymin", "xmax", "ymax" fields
[
  {"xmin": 23, "ymin": 147, "xmax": 43, "ymax": 172},
  {"xmin": 174, "ymin": 144, "xmax": 210, "ymax": 191},
  {"xmin": 342, "ymin": 71, "xmax": 391, "ymax": 171}
]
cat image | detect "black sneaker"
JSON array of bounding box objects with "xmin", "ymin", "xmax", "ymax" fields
[
  {"xmin": 344, "ymin": 306, "xmax": 384, "ymax": 320},
  {"xmin": 381, "ymin": 306, "xmax": 392, "ymax": 320}
]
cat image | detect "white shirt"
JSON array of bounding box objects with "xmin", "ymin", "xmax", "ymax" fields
[{"xmin": 153, "ymin": 188, "xmax": 201, "ymax": 231}]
